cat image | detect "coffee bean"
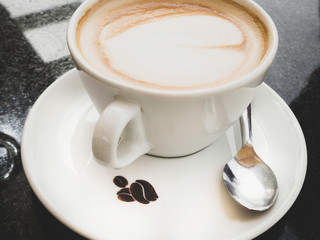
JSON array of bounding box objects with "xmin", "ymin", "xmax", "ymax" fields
[
  {"xmin": 130, "ymin": 182, "xmax": 149, "ymax": 204},
  {"xmin": 113, "ymin": 176, "xmax": 128, "ymax": 188},
  {"xmin": 117, "ymin": 188, "xmax": 130, "ymax": 195},
  {"xmin": 113, "ymin": 176, "xmax": 159, "ymax": 204},
  {"xmin": 135, "ymin": 180, "xmax": 158, "ymax": 201},
  {"xmin": 117, "ymin": 192, "xmax": 135, "ymax": 202}
]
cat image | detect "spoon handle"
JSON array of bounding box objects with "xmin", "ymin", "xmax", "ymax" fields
[{"xmin": 240, "ymin": 104, "xmax": 252, "ymax": 145}]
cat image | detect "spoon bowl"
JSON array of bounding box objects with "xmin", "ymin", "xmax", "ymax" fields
[{"xmin": 223, "ymin": 104, "xmax": 278, "ymax": 211}]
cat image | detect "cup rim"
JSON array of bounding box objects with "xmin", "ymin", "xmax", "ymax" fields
[{"xmin": 67, "ymin": 0, "xmax": 278, "ymax": 98}]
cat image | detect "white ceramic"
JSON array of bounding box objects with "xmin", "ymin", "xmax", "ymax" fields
[
  {"xmin": 22, "ymin": 69, "xmax": 307, "ymax": 240},
  {"xmin": 67, "ymin": 0, "xmax": 278, "ymax": 168}
]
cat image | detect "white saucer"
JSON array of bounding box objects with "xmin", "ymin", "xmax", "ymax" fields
[{"xmin": 22, "ymin": 69, "xmax": 307, "ymax": 240}]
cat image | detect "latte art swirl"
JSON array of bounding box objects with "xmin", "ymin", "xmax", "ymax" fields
[{"xmin": 77, "ymin": 0, "xmax": 268, "ymax": 90}]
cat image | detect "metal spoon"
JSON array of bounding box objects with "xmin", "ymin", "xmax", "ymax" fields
[{"xmin": 223, "ymin": 104, "xmax": 278, "ymax": 211}]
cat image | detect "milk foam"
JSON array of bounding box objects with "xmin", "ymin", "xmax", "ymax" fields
[{"xmin": 77, "ymin": 0, "xmax": 268, "ymax": 90}]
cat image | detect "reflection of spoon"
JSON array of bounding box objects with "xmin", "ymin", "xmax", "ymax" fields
[
  {"xmin": 0, "ymin": 132, "xmax": 19, "ymax": 182},
  {"xmin": 223, "ymin": 104, "xmax": 278, "ymax": 211}
]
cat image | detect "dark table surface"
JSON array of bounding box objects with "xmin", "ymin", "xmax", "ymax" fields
[{"xmin": 1, "ymin": 0, "xmax": 320, "ymax": 239}]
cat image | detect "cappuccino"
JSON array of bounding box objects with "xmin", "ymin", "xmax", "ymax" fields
[{"xmin": 76, "ymin": 0, "xmax": 268, "ymax": 90}]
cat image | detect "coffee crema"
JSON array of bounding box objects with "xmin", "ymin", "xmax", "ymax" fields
[{"xmin": 76, "ymin": 0, "xmax": 268, "ymax": 90}]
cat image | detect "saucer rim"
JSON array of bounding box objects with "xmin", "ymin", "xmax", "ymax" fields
[{"xmin": 21, "ymin": 69, "xmax": 307, "ymax": 240}]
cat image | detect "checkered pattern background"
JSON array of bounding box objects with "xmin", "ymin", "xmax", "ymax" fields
[
  {"xmin": 0, "ymin": 0, "xmax": 88, "ymax": 142},
  {"xmin": 0, "ymin": 0, "xmax": 85, "ymax": 62}
]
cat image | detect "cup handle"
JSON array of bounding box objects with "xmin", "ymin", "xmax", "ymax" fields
[{"xmin": 92, "ymin": 98, "xmax": 151, "ymax": 168}]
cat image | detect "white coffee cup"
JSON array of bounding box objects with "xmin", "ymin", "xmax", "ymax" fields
[{"xmin": 67, "ymin": 0, "xmax": 278, "ymax": 168}]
